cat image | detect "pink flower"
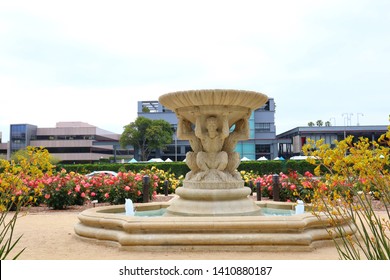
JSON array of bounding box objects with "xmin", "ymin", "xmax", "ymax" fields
[
  {"xmin": 91, "ymin": 192, "xmax": 96, "ymax": 197},
  {"xmin": 75, "ymin": 185, "xmax": 81, "ymax": 192},
  {"xmin": 304, "ymin": 171, "xmax": 313, "ymax": 178},
  {"xmin": 81, "ymin": 192, "xmax": 86, "ymax": 198},
  {"xmin": 302, "ymin": 181, "xmax": 313, "ymax": 189},
  {"xmin": 290, "ymin": 184, "xmax": 296, "ymax": 190},
  {"xmin": 124, "ymin": 186, "xmax": 130, "ymax": 191},
  {"xmin": 45, "ymin": 194, "xmax": 50, "ymax": 199},
  {"xmin": 104, "ymin": 193, "xmax": 109, "ymax": 198}
]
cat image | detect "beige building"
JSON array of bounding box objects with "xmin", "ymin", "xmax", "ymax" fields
[{"xmin": 4, "ymin": 122, "xmax": 127, "ymax": 163}]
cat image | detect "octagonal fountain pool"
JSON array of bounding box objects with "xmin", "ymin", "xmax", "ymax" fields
[{"xmin": 74, "ymin": 199, "xmax": 355, "ymax": 252}]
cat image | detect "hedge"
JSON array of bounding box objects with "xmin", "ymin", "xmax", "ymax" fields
[{"xmin": 57, "ymin": 160, "xmax": 316, "ymax": 177}]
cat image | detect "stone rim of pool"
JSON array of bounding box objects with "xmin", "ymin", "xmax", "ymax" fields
[{"xmin": 74, "ymin": 200, "xmax": 356, "ymax": 252}]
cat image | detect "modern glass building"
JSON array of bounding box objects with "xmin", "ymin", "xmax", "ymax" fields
[
  {"xmin": 276, "ymin": 125, "xmax": 389, "ymax": 158},
  {"xmin": 10, "ymin": 124, "xmax": 38, "ymax": 154}
]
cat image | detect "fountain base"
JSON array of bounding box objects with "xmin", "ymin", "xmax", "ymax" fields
[
  {"xmin": 165, "ymin": 185, "xmax": 261, "ymax": 216},
  {"xmin": 74, "ymin": 201, "xmax": 356, "ymax": 252}
]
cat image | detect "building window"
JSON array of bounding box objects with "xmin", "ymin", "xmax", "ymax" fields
[
  {"xmin": 256, "ymin": 144, "xmax": 271, "ymax": 154},
  {"xmin": 141, "ymin": 101, "xmax": 159, "ymax": 113},
  {"xmin": 255, "ymin": 123, "xmax": 271, "ymax": 132},
  {"xmin": 162, "ymin": 106, "xmax": 173, "ymax": 113}
]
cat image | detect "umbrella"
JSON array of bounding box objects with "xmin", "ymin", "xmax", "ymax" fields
[
  {"xmin": 165, "ymin": 158, "xmax": 173, "ymax": 162},
  {"xmin": 241, "ymin": 156, "xmax": 251, "ymax": 161},
  {"xmin": 128, "ymin": 158, "xmax": 137, "ymax": 163}
]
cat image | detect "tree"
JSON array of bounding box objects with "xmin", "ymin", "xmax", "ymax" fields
[
  {"xmin": 120, "ymin": 117, "xmax": 174, "ymax": 161},
  {"xmin": 325, "ymin": 121, "xmax": 331, "ymax": 127},
  {"xmin": 11, "ymin": 147, "xmax": 60, "ymax": 166},
  {"xmin": 316, "ymin": 120, "xmax": 324, "ymax": 127},
  {"xmin": 308, "ymin": 122, "xmax": 315, "ymax": 127}
]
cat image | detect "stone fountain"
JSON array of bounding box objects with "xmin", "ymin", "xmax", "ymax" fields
[
  {"xmin": 74, "ymin": 89, "xmax": 355, "ymax": 251},
  {"xmin": 159, "ymin": 89, "xmax": 267, "ymax": 216}
]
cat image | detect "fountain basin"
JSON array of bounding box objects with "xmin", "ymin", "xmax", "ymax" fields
[{"xmin": 74, "ymin": 200, "xmax": 356, "ymax": 252}]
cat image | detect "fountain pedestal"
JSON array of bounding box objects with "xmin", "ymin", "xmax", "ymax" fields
[{"xmin": 159, "ymin": 90, "xmax": 268, "ymax": 216}]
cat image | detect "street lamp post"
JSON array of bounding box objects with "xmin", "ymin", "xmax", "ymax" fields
[
  {"xmin": 174, "ymin": 133, "xmax": 177, "ymax": 162},
  {"xmin": 357, "ymin": 113, "xmax": 364, "ymax": 126}
]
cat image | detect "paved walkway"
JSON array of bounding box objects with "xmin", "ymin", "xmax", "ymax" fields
[{"xmin": 11, "ymin": 211, "xmax": 341, "ymax": 260}]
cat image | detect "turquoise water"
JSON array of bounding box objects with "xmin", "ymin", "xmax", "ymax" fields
[
  {"xmin": 261, "ymin": 208, "xmax": 294, "ymax": 216},
  {"xmin": 134, "ymin": 208, "xmax": 166, "ymax": 217},
  {"xmin": 121, "ymin": 208, "xmax": 295, "ymax": 217}
]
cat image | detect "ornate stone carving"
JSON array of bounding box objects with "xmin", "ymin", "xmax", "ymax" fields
[{"xmin": 159, "ymin": 89, "xmax": 268, "ymax": 216}]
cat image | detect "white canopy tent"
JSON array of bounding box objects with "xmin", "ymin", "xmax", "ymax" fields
[
  {"xmin": 148, "ymin": 158, "xmax": 164, "ymax": 162},
  {"xmin": 241, "ymin": 157, "xmax": 251, "ymax": 161},
  {"xmin": 257, "ymin": 156, "xmax": 268, "ymax": 161},
  {"xmin": 290, "ymin": 155, "xmax": 308, "ymax": 160}
]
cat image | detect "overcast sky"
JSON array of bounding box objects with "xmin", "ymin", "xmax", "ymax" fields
[{"xmin": 0, "ymin": 0, "xmax": 389, "ymax": 142}]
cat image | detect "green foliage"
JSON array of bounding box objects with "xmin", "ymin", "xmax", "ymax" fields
[
  {"xmin": 285, "ymin": 160, "xmax": 317, "ymax": 175},
  {"xmin": 120, "ymin": 117, "xmax": 174, "ymax": 161},
  {"xmin": 238, "ymin": 161, "xmax": 283, "ymax": 175},
  {"xmin": 57, "ymin": 160, "xmax": 315, "ymax": 178}
]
